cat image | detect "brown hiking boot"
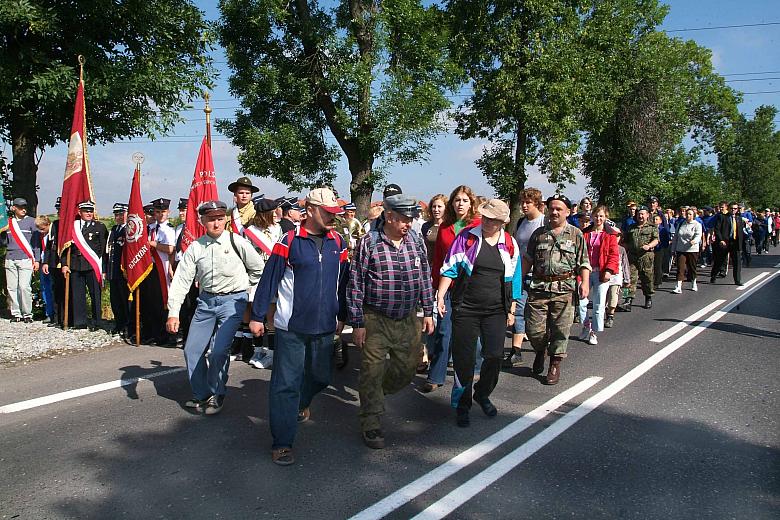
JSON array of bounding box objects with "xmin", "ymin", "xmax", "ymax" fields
[{"xmin": 545, "ymin": 356, "xmax": 563, "ymax": 385}]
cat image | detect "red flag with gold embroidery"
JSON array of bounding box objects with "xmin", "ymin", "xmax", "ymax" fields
[
  {"xmin": 180, "ymin": 136, "xmax": 218, "ymax": 253},
  {"xmin": 122, "ymin": 167, "xmax": 154, "ymax": 292}
]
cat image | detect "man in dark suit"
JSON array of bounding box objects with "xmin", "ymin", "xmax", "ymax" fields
[
  {"xmin": 61, "ymin": 200, "xmax": 109, "ymax": 328},
  {"xmin": 106, "ymin": 203, "xmax": 129, "ymax": 335},
  {"xmin": 711, "ymin": 201, "xmax": 745, "ymax": 286}
]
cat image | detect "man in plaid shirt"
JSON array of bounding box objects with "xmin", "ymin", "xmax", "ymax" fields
[{"xmin": 347, "ymin": 194, "xmax": 435, "ymax": 449}]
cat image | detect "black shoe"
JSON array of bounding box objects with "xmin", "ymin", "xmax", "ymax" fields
[
  {"xmin": 203, "ymin": 395, "xmax": 224, "ymax": 415},
  {"xmin": 502, "ymin": 348, "xmax": 522, "ymax": 368},
  {"xmin": 10, "ymin": 317, "xmax": 22, "ymax": 323},
  {"xmin": 735, "ymin": 281, "xmax": 743, "ymax": 286},
  {"xmin": 456, "ymin": 409, "xmax": 470, "ymax": 427},
  {"xmin": 644, "ymin": 297, "xmax": 652, "ymax": 309},
  {"xmin": 362, "ymin": 429, "xmax": 385, "ymax": 449},
  {"xmin": 184, "ymin": 396, "xmax": 210, "ymax": 413},
  {"xmin": 23, "ymin": 317, "xmax": 33, "ymax": 324},
  {"xmin": 532, "ymin": 351, "xmax": 546, "ymax": 375},
  {"xmin": 710, "ymin": 278, "xmax": 716, "ymax": 284},
  {"xmin": 605, "ymin": 315, "xmax": 614, "ymax": 328},
  {"xmin": 476, "ymin": 397, "xmax": 497, "ymax": 417}
]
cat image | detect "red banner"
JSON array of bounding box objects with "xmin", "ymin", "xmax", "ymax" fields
[
  {"xmin": 57, "ymin": 79, "xmax": 95, "ymax": 255},
  {"xmin": 122, "ymin": 167, "xmax": 154, "ymax": 292},
  {"xmin": 180, "ymin": 136, "xmax": 218, "ymax": 253}
]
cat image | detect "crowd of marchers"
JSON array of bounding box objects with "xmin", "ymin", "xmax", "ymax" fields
[{"xmin": 2, "ymin": 179, "xmax": 778, "ymax": 466}]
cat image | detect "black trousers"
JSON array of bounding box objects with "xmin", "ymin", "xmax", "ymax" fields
[
  {"xmin": 51, "ymin": 269, "xmax": 70, "ymax": 326},
  {"xmin": 712, "ymin": 242, "xmax": 742, "ymax": 284},
  {"xmin": 71, "ymin": 269, "xmax": 101, "ymax": 326},
  {"xmin": 109, "ymin": 277, "xmax": 130, "ymax": 331},
  {"xmin": 451, "ymin": 310, "xmax": 506, "ymax": 412},
  {"xmin": 134, "ymin": 265, "xmax": 165, "ymax": 341}
]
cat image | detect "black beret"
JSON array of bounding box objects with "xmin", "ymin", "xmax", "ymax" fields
[{"xmin": 546, "ymin": 194, "xmax": 572, "ymax": 210}]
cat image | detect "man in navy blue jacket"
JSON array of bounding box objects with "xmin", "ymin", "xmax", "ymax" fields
[{"xmin": 250, "ymin": 188, "xmax": 348, "ymax": 466}]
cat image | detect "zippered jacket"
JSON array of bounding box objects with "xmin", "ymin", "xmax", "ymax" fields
[{"xmin": 252, "ymin": 226, "xmax": 348, "ymax": 335}]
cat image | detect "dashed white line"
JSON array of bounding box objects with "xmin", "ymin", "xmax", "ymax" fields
[
  {"xmin": 411, "ymin": 269, "xmax": 780, "ymax": 519},
  {"xmin": 0, "ymin": 367, "xmax": 186, "ymax": 414},
  {"xmin": 736, "ymin": 271, "xmax": 770, "ymax": 291},
  {"xmin": 348, "ymin": 376, "xmax": 602, "ymax": 520},
  {"xmin": 650, "ymin": 299, "xmax": 726, "ymax": 343}
]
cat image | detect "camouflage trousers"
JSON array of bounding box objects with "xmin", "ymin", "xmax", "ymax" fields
[
  {"xmin": 525, "ymin": 290, "xmax": 575, "ymax": 358},
  {"xmin": 628, "ymin": 252, "xmax": 655, "ymax": 298},
  {"xmin": 359, "ymin": 308, "xmax": 420, "ymax": 431}
]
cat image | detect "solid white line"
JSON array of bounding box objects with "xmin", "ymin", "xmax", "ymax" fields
[
  {"xmin": 0, "ymin": 367, "xmax": 186, "ymax": 414},
  {"xmin": 347, "ymin": 376, "xmax": 602, "ymax": 520},
  {"xmin": 736, "ymin": 271, "xmax": 769, "ymax": 291},
  {"xmin": 649, "ymin": 299, "xmax": 726, "ymax": 343},
  {"xmin": 411, "ymin": 269, "xmax": 780, "ymax": 520}
]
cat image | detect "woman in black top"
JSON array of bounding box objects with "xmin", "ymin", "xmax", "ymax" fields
[{"xmin": 436, "ymin": 199, "xmax": 519, "ymax": 427}]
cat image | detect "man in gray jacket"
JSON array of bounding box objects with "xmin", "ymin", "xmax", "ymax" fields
[{"xmin": 1, "ymin": 197, "xmax": 40, "ymax": 322}]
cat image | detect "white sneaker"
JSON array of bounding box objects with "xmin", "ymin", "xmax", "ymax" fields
[
  {"xmin": 691, "ymin": 281, "xmax": 698, "ymax": 292},
  {"xmin": 587, "ymin": 331, "xmax": 598, "ymax": 345},
  {"xmin": 672, "ymin": 284, "xmax": 682, "ymax": 294},
  {"xmin": 578, "ymin": 324, "xmax": 591, "ymax": 341}
]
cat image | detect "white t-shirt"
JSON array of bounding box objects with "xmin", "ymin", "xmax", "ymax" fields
[
  {"xmin": 149, "ymin": 220, "xmax": 176, "ymax": 288},
  {"xmin": 514, "ymin": 214, "xmax": 546, "ymax": 257}
]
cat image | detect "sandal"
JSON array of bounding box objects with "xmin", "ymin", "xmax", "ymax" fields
[
  {"xmin": 272, "ymin": 447, "xmax": 295, "ymax": 466},
  {"xmin": 416, "ymin": 361, "xmax": 429, "ymax": 374}
]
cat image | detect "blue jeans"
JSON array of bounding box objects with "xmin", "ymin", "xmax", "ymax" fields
[
  {"xmin": 183, "ymin": 292, "xmax": 247, "ymax": 400},
  {"xmin": 427, "ymin": 294, "xmax": 453, "ymax": 385},
  {"xmin": 40, "ymin": 270, "xmax": 55, "ymax": 319},
  {"xmin": 269, "ymin": 329, "xmax": 334, "ymax": 449},
  {"xmin": 577, "ymin": 270, "xmax": 609, "ymax": 332},
  {"xmin": 512, "ymin": 289, "xmax": 528, "ymax": 334}
]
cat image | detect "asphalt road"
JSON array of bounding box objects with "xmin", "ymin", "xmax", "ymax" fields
[{"xmin": 1, "ymin": 252, "xmax": 778, "ymax": 520}]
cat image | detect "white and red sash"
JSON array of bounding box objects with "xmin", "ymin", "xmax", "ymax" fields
[
  {"xmin": 243, "ymin": 225, "xmax": 275, "ymax": 256},
  {"xmin": 73, "ymin": 221, "xmax": 103, "ymax": 286},
  {"xmin": 148, "ymin": 225, "xmax": 169, "ymax": 305},
  {"xmin": 8, "ymin": 218, "xmax": 35, "ymax": 262},
  {"xmin": 230, "ymin": 207, "xmax": 244, "ymax": 234}
]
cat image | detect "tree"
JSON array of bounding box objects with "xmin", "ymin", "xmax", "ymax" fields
[
  {"xmin": 583, "ymin": 30, "xmax": 738, "ymax": 210},
  {"xmin": 446, "ymin": 0, "xmax": 670, "ymax": 229},
  {"xmin": 217, "ymin": 0, "xmax": 460, "ymax": 217},
  {"xmin": 0, "ymin": 0, "xmax": 215, "ymax": 214},
  {"xmin": 717, "ymin": 105, "xmax": 780, "ymax": 210}
]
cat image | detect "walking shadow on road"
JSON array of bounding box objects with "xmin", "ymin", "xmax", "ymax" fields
[{"xmin": 118, "ymin": 360, "xmax": 188, "ymax": 406}]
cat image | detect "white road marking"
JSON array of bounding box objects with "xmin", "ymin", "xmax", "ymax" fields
[
  {"xmin": 410, "ymin": 269, "xmax": 780, "ymax": 520},
  {"xmin": 650, "ymin": 299, "xmax": 726, "ymax": 343},
  {"xmin": 0, "ymin": 367, "xmax": 186, "ymax": 414},
  {"xmin": 736, "ymin": 271, "xmax": 770, "ymax": 291},
  {"xmin": 347, "ymin": 377, "xmax": 602, "ymax": 520}
]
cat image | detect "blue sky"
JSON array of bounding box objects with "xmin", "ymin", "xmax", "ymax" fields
[{"xmin": 27, "ymin": 0, "xmax": 780, "ymax": 213}]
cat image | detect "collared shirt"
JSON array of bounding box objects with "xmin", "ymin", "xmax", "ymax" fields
[
  {"xmin": 626, "ymin": 222, "xmax": 659, "ymax": 256},
  {"xmin": 524, "ymin": 223, "xmax": 591, "ymax": 294},
  {"xmin": 1, "ymin": 216, "xmax": 40, "ymax": 261},
  {"xmin": 347, "ymin": 228, "xmax": 434, "ymax": 327},
  {"xmin": 226, "ymin": 203, "xmax": 256, "ymax": 230},
  {"xmin": 167, "ymin": 231, "xmax": 263, "ymax": 318}
]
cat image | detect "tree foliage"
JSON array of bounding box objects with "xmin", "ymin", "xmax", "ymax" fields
[
  {"xmin": 0, "ymin": 0, "xmax": 215, "ymax": 212},
  {"xmin": 217, "ymin": 0, "xmax": 461, "ymax": 216},
  {"xmin": 717, "ymin": 105, "xmax": 780, "ymax": 210},
  {"xmin": 583, "ymin": 27, "xmax": 739, "ymax": 209}
]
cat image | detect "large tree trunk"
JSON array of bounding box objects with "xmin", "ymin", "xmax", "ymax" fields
[
  {"xmin": 348, "ymin": 155, "xmax": 374, "ymax": 221},
  {"xmin": 507, "ymin": 122, "xmax": 528, "ymax": 233},
  {"xmin": 10, "ymin": 124, "xmax": 39, "ymax": 217}
]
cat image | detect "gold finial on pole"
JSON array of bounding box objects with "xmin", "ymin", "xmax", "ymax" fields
[
  {"xmin": 77, "ymin": 55, "xmax": 85, "ymax": 81},
  {"xmin": 204, "ymin": 92, "xmax": 212, "ymax": 149}
]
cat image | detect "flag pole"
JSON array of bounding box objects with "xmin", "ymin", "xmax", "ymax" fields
[
  {"xmin": 63, "ymin": 56, "xmax": 86, "ymax": 332},
  {"xmin": 204, "ymin": 92, "xmax": 212, "ymax": 149},
  {"xmin": 135, "ymin": 288, "xmax": 141, "ymax": 348}
]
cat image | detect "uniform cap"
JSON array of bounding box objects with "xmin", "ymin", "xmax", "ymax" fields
[
  {"xmin": 546, "ymin": 194, "xmax": 572, "ymax": 210},
  {"xmin": 383, "ymin": 183, "xmax": 403, "ymax": 199},
  {"xmin": 11, "ymin": 197, "xmax": 28, "ymax": 207},
  {"xmin": 306, "ymin": 188, "xmax": 343, "ymax": 214},
  {"xmin": 178, "ymin": 198, "xmax": 188, "ymax": 210},
  {"xmin": 151, "ymin": 197, "xmax": 170, "ymax": 210},
  {"xmin": 478, "ymin": 198, "xmax": 511, "ymax": 223},
  {"xmin": 636, "ymin": 205, "xmax": 650, "ymax": 212},
  {"xmin": 78, "ymin": 200, "xmax": 96, "ymax": 211},
  {"xmin": 55, "ymin": 196, "xmax": 62, "ymax": 210},
  {"xmin": 112, "ymin": 203, "xmax": 128, "ymax": 213},
  {"xmin": 384, "ymin": 194, "xmax": 421, "ymax": 218},
  {"xmin": 197, "ymin": 200, "xmax": 228, "ymax": 216},
  {"xmin": 227, "ymin": 176, "xmax": 260, "ymax": 193},
  {"xmin": 254, "ymin": 197, "xmax": 281, "ymax": 213},
  {"xmin": 143, "ymin": 203, "xmax": 155, "ymax": 215},
  {"xmin": 343, "ymin": 202, "xmax": 357, "ymax": 211},
  {"xmin": 648, "ymin": 196, "xmax": 659, "ymax": 203}
]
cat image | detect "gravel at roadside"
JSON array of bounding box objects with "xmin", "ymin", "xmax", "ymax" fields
[{"xmin": 0, "ymin": 319, "xmax": 121, "ymax": 364}]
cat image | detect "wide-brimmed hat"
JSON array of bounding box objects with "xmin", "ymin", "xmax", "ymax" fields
[{"xmin": 227, "ymin": 176, "xmax": 260, "ymax": 194}]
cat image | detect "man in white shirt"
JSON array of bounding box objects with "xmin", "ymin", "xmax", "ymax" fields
[{"xmin": 167, "ymin": 200, "xmax": 263, "ymax": 415}]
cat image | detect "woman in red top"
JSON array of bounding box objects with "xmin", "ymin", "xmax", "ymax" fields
[
  {"xmin": 578, "ymin": 205, "xmax": 620, "ymax": 345},
  {"xmin": 422, "ymin": 185, "xmax": 481, "ymax": 392}
]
